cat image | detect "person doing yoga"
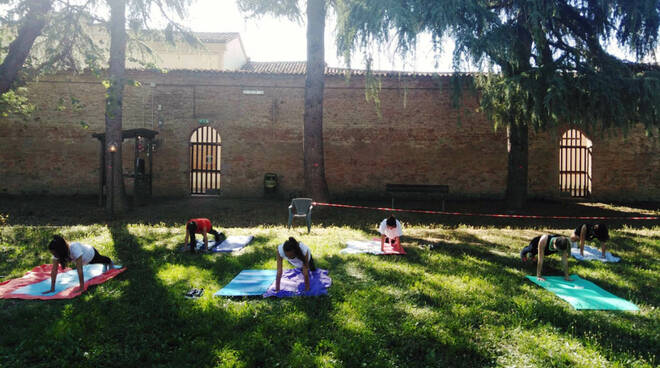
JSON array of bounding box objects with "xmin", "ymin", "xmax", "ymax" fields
[
  {"xmin": 184, "ymin": 218, "xmax": 223, "ymax": 253},
  {"xmin": 570, "ymin": 223, "xmax": 609, "ymax": 258},
  {"xmin": 276, "ymin": 237, "xmax": 316, "ymax": 292},
  {"xmin": 521, "ymin": 234, "xmax": 572, "ymax": 281},
  {"xmin": 379, "ymin": 215, "xmax": 403, "ymax": 252},
  {"xmin": 43, "ymin": 235, "xmax": 115, "ymax": 294}
]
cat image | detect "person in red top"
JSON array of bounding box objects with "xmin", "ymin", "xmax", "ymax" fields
[{"xmin": 185, "ymin": 218, "xmax": 222, "ymax": 253}]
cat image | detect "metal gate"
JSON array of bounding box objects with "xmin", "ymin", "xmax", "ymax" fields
[
  {"xmin": 190, "ymin": 126, "xmax": 221, "ymax": 195},
  {"xmin": 559, "ymin": 129, "xmax": 592, "ymax": 197}
]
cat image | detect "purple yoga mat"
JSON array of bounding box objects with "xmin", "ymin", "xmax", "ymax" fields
[{"xmin": 263, "ymin": 269, "xmax": 332, "ymax": 298}]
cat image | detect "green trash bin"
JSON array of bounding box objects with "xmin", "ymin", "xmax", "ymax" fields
[{"xmin": 264, "ymin": 173, "xmax": 278, "ymax": 194}]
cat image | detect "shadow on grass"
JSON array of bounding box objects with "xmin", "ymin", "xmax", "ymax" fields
[
  {"xmin": 1, "ymin": 219, "xmax": 658, "ymax": 367},
  {"xmin": 2, "ymin": 196, "xmax": 658, "ymax": 231},
  {"xmin": 380, "ymin": 231, "xmax": 659, "ymax": 365}
]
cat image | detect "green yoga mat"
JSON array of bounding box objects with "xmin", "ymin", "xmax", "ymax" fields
[{"xmin": 525, "ymin": 275, "xmax": 639, "ymax": 311}]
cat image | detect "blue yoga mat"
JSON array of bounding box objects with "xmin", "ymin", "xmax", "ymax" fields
[
  {"xmin": 526, "ymin": 275, "xmax": 639, "ymax": 311},
  {"xmin": 12, "ymin": 264, "xmax": 122, "ymax": 296},
  {"xmin": 214, "ymin": 270, "xmax": 277, "ymax": 296}
]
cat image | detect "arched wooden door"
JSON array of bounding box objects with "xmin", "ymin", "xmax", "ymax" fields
[
  {"xmin": 559, "ymin": 129, "xmax": 592, "ymax": 197},
  {"xmin": 190, "ymin": 126, "xmax": 221, "ymax": 195}
]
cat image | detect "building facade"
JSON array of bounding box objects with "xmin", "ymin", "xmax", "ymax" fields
[{"xmin": 0, "ymin": 65, "xmax": 658, "ymax": 201}]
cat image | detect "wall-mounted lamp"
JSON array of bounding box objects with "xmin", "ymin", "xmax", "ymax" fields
[{"xmin": 108, "ymin": 142, "xmax": 118, "ymax": 153}]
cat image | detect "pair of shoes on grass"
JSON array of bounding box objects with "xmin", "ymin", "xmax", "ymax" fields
[
  {"xmin": 185, "ymin": 288, "xmax": 204, "ymax": 299},
  {"xmin": 103, "ymin": 262, "xmax": 115, "ymax": 272}
]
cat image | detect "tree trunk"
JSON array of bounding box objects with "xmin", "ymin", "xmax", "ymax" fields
[
  {"xmin": 505, "ymin": 122, "xmax": 528, "ymax": 209},
  {"xmin": 0, "ymin": 0, "xmax": 51, "ymax": 94},
  {"xmin": 105, "ymin": 0, "xmax": 127, "ymax": 216},
  {"xmin": 303, "ymin": 0, "xmax": 330, "ymax": 202},
  {"xmin": 504, "ymin": 21, "xmax": 532, "ymax": 209}
]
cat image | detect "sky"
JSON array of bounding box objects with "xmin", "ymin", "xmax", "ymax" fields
[
  {"xmin": 178, "ymin": 0, "xmax": 656, "ymax": 72},
  {"xmin": 180, "ymin": 0, "xmax": 456, "ymax": 73},
  {"xmin": 1, "ymin": 0, "xmax": 653, "ymax": 72}
]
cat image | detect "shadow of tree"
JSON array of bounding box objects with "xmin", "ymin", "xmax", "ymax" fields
[{"xmin": 1, "ymin": 215, "xmax": 658, "ymax": 367}]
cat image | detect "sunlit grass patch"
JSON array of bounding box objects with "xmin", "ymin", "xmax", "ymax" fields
[
  {"xmin": 0, "ymin": 218, "xmax": 658, "ymax": 367},
  {"xmin": 482, "ymin": 325, "xmax": 612, "ymax": 368}
]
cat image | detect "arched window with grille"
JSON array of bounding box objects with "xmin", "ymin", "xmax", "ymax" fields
[
  {"xmin": 559, "ymin": 129, "xmax": 592, "ymax": 197},
  {"xmin": 190, "ymin": 126, "xmax": 221, "ymax": 195}
]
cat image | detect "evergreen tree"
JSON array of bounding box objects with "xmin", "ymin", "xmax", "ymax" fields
[{"xmin": 336, "ymin": 0, "xmax": 660, "ymax": 208}]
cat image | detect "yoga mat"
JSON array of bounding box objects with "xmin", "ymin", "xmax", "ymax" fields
[
  {"xmin": 210, "ymin": 235, "xmax": 254, "ymax": 253},
  {"xmin": 214, "ymin": 270, "xmax": 277, "ymax": 297},
  {"xmin": 263, "ymin": 269, "xmax": 332, "ymax": 298},
  {"xmin": 181, "ymin": 240, "xmax": 217, "ymax": 252},
  {"xmin": 571, "ymin": 245, "xmax": 620, "ymax": 263},
  {"xmin": 340, "ymin": 239, "xmax": 406, "ymax": 255},
  {"xmin": 525, "ymin": 275, "xmax": 639, "ymax": 311},
  {"xmin": 0, "ymin": 264, "xmax": 125, "ymax": 300}
]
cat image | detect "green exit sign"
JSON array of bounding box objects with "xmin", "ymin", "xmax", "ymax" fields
[{"xmin": 198, "ymin": 119, "xmax": 209, "ymax": 125}]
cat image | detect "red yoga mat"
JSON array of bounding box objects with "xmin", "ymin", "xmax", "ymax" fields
[{"xmin": 0, "ymin": 264, "xmax": 126, "ymax": 300}]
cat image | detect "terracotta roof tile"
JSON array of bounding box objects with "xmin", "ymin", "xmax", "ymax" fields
[
  {"xmin": 239, "ymin": 61, "xmax": 457, "ymax": 77},
  {"xmin": 194, "ymin": 32, "xmax": 241, "ymax": 43}
]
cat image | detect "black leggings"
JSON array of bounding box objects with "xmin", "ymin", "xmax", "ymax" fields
[
  {"xmin": 190, "ymin": 229, "xmax": 221, "ymax": 244},
  {"xmin": 520, "ymin": 236, "xmax": 541, "ymax": 258},
  {"xmin": 90, "ymin": 248, "xmax": 112, "ymax": 265},
  {"xmin": 308, "ymin": 255, "xmax": 317, "ymax": 272}
]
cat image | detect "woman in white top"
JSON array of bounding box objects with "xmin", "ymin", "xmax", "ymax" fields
[
  {"xmin": 379, "ymin": 215, "xmax": 403, "ymax": 252},
  {"xmin": 43, "ymin": 235, "xmax": 115, "ymax": 294},
  {"xmin": 276, "ymin": 237, "xmax": 316, "ymax": 292}
]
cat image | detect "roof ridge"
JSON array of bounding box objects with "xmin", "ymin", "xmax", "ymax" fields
[{"xmin": 239, "ymin": 60, "xmax": 462, "ymax": 77}]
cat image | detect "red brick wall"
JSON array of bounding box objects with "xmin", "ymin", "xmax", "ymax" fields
[{"xmin": 0, "ymin": 70, "xmax": 658, "ymax": 201}]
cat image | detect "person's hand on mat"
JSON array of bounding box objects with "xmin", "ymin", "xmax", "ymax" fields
[
  {"xmin": 564, "ymin": 276, "xmax": 573, "ymax": 281},
  {"xmin": 42, "ymin": 288, "xmax": 55, "ymax": 294},
  {"xmin": 536, "ymin": 276, "xmax": 546, "ymax": 282}
]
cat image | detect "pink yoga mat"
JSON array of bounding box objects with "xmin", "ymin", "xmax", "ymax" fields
[
  {"xmin": 0, "ymin": 264, "xmax": 126, "ymax": 300},
  {"xmin": 373, "ymin": 238, "xmax": 407, "ymax": 255}
]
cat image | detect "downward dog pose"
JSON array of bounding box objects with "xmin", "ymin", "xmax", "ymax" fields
[
  {"xmin": 276, "ymin": 237, "xmax": 316, "ymax": 292},
  {"xmin": 570, "ymin": 223, "xmax": 609, "ymax": 258},
  {"xmin": 520, "ymin": 234, "xmax": 572, "ymax": 281},
  {"xmin": 43, "ymin": 235, "xmax": 115, "ymax": 294},
  {"xmin": 184, "ymin": 218, "xmax": 222, "ymax": 253},
  {"xmin": 379, "ymin": 215, "xmax": 403, "ymax": 252}
]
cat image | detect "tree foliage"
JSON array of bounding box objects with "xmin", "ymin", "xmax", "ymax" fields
[
  {"xmin": 336, "ymin": 0, "xmax": 660, "ymax": 134},
  {"xmin": 0, "ymin": 0, "xmax": 197, "ymax": 93},
  {"xmin": 237, "ymin": 0, "xmax": 302, "ymax": 21}
]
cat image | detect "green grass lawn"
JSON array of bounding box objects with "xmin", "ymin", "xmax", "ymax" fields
[{"xmin": 0, "ymin": 199, "xmax": 658, "ymax": 367}]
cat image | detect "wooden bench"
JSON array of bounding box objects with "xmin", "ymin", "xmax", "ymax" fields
[{"xmin": 386, "ymin": 184, "xmax": 449, "ymax": 210}]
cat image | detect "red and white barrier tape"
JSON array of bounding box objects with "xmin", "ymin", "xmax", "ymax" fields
[{"xmin": 312, "ymin": 202, "xmax": 660, "ymax": 220}]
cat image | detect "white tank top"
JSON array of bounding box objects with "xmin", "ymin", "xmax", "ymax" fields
[{"xmin": 278, "ymin": 242, "xmax": 311, "ymax": 268}]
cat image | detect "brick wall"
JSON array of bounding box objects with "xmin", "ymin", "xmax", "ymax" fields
[{"xmin": 0, "ymin": 70, "xmax": 658, "ymax": 201}]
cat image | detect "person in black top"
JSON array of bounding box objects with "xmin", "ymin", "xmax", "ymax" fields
[
  {"xmin": 570, "ymin": 223, "xmax": 609, "ymax": 258},
  {"xmin": 520, "ymin": 234, "xmax": 572, "ymax": 281}
]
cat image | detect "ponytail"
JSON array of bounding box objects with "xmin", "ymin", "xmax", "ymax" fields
[
  {"xmin": 48, "ymin": 235, "xmax": 69, "ymax": 270},
  {"xmin": 283, "ymin": 237, "xmax": 304, "ymax": 260},
  {"xmin": 555, "ymin": 237, "xmax": 569, "ymax": 251},
  {"xmin": 186, "ymin": 222, "xmax": 198, "ymax": 245}
]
